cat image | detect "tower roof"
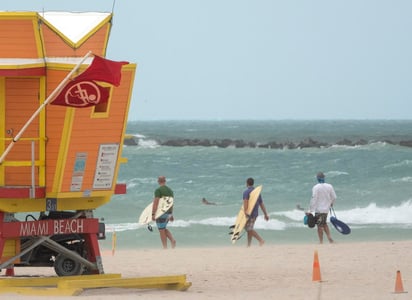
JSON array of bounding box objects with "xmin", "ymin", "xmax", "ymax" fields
[{"xmin": 40, "ymin": 11, "xmax": 112, "ymax": 44}]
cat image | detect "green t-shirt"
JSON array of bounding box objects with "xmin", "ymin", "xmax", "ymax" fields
[
  {"xmin": 155, "ymin": 185, "xmax": 174, "ymax": 198},
  {"xmin": 154, "ymin": 185, "xmax": 174, "ymax": 213}
]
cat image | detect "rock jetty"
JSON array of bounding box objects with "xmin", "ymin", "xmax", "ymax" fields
[{"xmin": 124, "ymin": 136, "xmax": 412, "ymax": 149}]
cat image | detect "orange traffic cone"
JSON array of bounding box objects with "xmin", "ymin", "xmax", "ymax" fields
[
  {"xmin": 312, "ymin": 250, "xmax": 321, "ymax": 282},
  {"xmin": 394, "ymin": 270, "xmax": 407, "ymax": 293}
]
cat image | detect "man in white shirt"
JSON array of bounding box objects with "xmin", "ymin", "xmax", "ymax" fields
[{"xmin": 309, "ymin": 172, "xmax": 336, "ymax": 244}]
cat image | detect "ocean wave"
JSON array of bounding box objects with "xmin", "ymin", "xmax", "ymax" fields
[
  {"xmin": 384, "ymin": 160, "xmax": 412, "ymax": 169},
  {"xmin": 104, "ymin": 200, "xmax": 412, "ymax": 234},
  {"xmin": 125, "ymin": 177, "xmax": 154, "ymax": 187},
  {"xmin": 105, "ymin": 216, "xmax": 288, "ymax": 232},
  {"xmin": 328, "ymin": 144, "xmax": 363, "ymax": 149},
  {"xmin": 281, "ymin": 201, "xmax": 412, "ymax": 225},
  {"xmin": 124, "ymin": 134, "xmax": 160, "ymax": 148},
  {"xmin": 106, "ymin": 222, "xmax": 140, "ymax": 233},
  {"xmin": 325, "ymin": 171, "xmax": 349, "ymax": 177},
  {"xmin": 133, "ymin": 133, "xmax": 146, "ymax": 139},
  {"xmin": 346, "ymin": 201, "xmax": 412, "ymax": 224},
  {"xmin": 162, "ymin": 217, "xmax": 287, "ymax": 230},
  {"xmin": 136, "ymin": 139, "xmax": 159, "ymax": 148},
  {"xmin": 390, "ymin": 177, "xmax": 412, "ymax": 183}
]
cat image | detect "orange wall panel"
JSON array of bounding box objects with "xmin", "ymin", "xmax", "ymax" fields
[
  {"xmin": 0, "ymin": 20, "xmax": 39, "ymax": 58},
  {"xmin": 42, "ymin": 24, "xmax": 110, "ymax": 57},
  {"xmin": 41, "ymin": 26, "xmax": 73, "ymax": 56},
  {"xmin": 5, "ymin": 142, "xmax": 39, "ymax": 161},
  {"xmin": 5, "ymin": 166, "xmax": 38, "ymax": 185},
  {"xmin": 4, "ymin": 78, "xmax": 41, "ymax": 185},
  {"xmin": 44, "ymin": 107, "xmax": 66, "ymax": 193},
  {"xmin": 74, "ymin": 27, "xmax": 109, "ymax": 57},
  {"xmin": 5, "ymin": 78, "xmax": 39, "ymax": 135},
  {"xmin": 43, "ymin": 69, "xmax": 70, "ymax": 192},
  {"xmin": 57, "ymin": 70, "xmax": 133, "ymax": 192}
]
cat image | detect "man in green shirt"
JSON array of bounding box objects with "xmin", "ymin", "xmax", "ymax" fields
[{"xmin": 152, "ymin": 176, "xmax": 176, "ymax": 249}]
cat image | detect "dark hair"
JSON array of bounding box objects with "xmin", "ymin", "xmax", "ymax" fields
[
  {"xmin": 316, "ymin": 172, "xmax": 325, "ymax": 179},
  {"xmin": 246, "ymin": 177, "xmax": 254, "ymax": 186}
]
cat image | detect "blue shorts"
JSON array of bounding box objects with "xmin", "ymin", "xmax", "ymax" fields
[{"xmin": 156, "ymin": 213, "xmax": 171, "ymax": 230}]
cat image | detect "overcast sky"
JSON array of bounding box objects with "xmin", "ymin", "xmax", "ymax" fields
[{"xmin": 3, "ymin": 0, "xmax": 412, "ymax": 120}]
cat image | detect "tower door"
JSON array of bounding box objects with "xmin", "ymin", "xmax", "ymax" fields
[{"xmin": 1, "ymin": 77, "xmax": 44, "ymax": 188}]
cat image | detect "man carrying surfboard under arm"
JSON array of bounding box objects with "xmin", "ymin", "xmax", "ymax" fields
[
  {"xmin": 152, "ymin": 176, "xmax": 176, "ymax": 249},
  {"xmin": 243, "ymin": 178, "xmax": 269, "ymax": 247},
  {"xmin": 309, "ymin": 172, "xmax": 336, "ymax": 244}
]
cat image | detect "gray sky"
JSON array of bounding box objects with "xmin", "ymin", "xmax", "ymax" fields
[{"xmin": 4, "ymin": 0, "xmax": 412, "ymax": 120}]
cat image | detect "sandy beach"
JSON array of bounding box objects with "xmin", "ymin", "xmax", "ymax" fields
[{"xmin": 1, "ymin": 240, "xmax": 411, "ymax": 299}]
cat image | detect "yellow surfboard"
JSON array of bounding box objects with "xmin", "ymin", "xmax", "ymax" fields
[{"xmin": 230, "ymin": 185, "xmax": 263, "ymax": 244}]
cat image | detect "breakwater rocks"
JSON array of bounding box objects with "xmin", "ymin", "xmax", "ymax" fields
[{"xmin": 124, "ymin": 136, "xmax": 412, "ymax": 149}]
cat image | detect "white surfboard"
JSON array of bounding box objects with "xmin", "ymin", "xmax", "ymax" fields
[
  {"xmin": 230, "ymin": 185, "xmax": 263, "ymax": 244},
  {"xmin": 139, "ymin": 196, "xmax": 174, "ymax": 225}
]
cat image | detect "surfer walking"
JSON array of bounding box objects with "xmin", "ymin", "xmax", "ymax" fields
[
  {"xmin": 243, "ymin": 177, "xmax": 269, "ymax": 247},
  {"xmin": 309, "ymin": 172, "xmax": 336, "ymax": 244},
  {"xmin": 152, "ymin": 176, "xmax": 176, "ymax": 249}
]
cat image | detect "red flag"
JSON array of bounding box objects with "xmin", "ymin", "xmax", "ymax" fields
[
  {"xmin": 51, "ymin": 78, "xmax": 110, "ymax": 108},
  {"xmin": 75, "ymin": 55, "xmax": 129, "ymax": 87},
  {"xmin": 51, "ymin": 55, "xmax": 128, "ymax": 107}
]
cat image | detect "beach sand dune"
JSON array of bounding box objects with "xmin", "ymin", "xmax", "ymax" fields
[{"xmin": 2, "ymin": 241, "xmax": 412, "ymax": 299}]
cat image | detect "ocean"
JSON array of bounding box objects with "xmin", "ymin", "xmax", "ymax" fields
[{"xmin": 96, "ymin": 120, "xmax": 412, "ymax": 249}]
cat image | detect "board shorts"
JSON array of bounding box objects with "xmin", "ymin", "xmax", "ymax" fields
[
  {"xmin": 315, "ymin": 213, "xmax": 328, "ymax": 226},
  {"xmin": 245, "ymin": 217, "xmax": 256, "ymax": 231},
  {"xmin": 156, "ymin": 213, "xmax": 171, "ymax": 230}
]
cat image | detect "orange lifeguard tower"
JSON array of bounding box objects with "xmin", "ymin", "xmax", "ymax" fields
[{"xmin": 0, "ymin": 11, "xmax": 136, "ymax": 276}]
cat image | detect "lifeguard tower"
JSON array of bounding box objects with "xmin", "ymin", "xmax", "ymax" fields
[{"xmin": 0, "ymin": 11, "xmax": 136, "ymax": 276}]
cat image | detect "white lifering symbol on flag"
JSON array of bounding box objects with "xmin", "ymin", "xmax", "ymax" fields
[{"xmin": 64, "ymin": 81, "xmax": 102, "ymax": 107}]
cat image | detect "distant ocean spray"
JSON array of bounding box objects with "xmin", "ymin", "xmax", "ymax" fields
[{"xmin": 96, "ymin": 120, "xmax": 412, "ymax": 249}]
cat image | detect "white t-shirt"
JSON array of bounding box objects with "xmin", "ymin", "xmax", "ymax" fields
[{"xmin": 310, "ymin": 183, "xmax": 336, "ymax": 213}]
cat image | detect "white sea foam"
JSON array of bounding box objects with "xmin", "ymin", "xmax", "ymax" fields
[
  {"xmin": 278, "ymin": 201, "xmax": 412, "ymax": 226},
  {"xmin": 326, "ymin": 171, "xmax": 349, "ymax": 177},
  {"xmin": 137, "ymin": 139, "xmax": 159, "ymax": 148},
  {"xmin": 133, "ymin": 133, "xmax": 146, "ymax": 139},
  {"xmin": 384, "ymin": 160, "xmax": 412, "ymax": 169},
  {"xmin": 104, "ymin": 201, "xmax": 412, "ymax": 235},
  {"xmin": 390, "ymin": 177, "xmax": 412, "ymax": 183}
]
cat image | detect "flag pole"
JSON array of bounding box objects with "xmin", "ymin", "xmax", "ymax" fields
[{"xmin": 0, "ymin": 51, "xmax": 93, "ymax": 165}]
